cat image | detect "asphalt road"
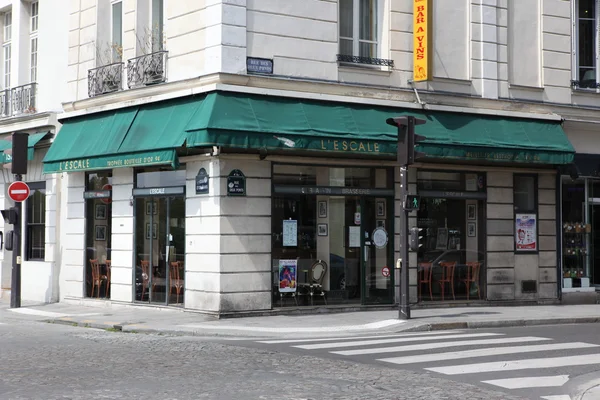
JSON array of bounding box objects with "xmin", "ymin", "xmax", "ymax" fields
[
  {"xmin": 0, "ymin": 318, "xmax": 529, "ymax": 400},
  {"xmin": 228, "ymin": 324, "xmax": 600, "ymax": 400}
]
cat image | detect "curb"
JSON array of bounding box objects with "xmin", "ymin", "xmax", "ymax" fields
[
  {"xmin": 400, "ymin": 317, "xmax": 600, "ymax": 332},
  {"xmin": 45, "ymin": 315, "xmax": 600, "ymax": 338}
]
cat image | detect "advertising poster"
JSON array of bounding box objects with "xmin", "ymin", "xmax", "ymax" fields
[
  {"xmin": 515, "ymin": 214, "xmax": 537, "ymax": 251},
  {"xmin": 278, "ymin": 259, "xmax": 297, "ymax": 293}
]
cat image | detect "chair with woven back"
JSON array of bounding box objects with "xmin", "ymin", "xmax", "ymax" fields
[
  {"xmin": 169, "ymin": 261, "xmax": 184, "ymax": 304},
  {"xmin": 462, "ymin": 261, "xmax": 481, "ymax": 300},
  {"xmin": 89, "ymin": 259, "xmax": 108, "ymax": 298},
  {"xmin": 438, "ymin": 261, "xmax": 456, "ymax": 301}
]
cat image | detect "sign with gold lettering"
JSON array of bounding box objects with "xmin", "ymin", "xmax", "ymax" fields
[
  {"xmin": 42, "ymin": 150, "xmax": 177, "ymax": 174},
  {"xmin": 413, "ymin": 0, "xmax": 431, "ymax": 82}
]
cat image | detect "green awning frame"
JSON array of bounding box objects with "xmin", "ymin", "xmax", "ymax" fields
[
  {"xmin": 43, "ymin": 91, "xmax": 575, "ymax": 173},
  {"xmin": 0, "ymin": 131, "xmax": 50, "ymax": 164}
]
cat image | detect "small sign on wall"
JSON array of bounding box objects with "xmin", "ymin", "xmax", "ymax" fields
[
  {"xmin": 227, "ymin": 169, "xmax": 246, "ymax": 196},
  {"xmin": 515, "ymin": 213, "xmax": 537, "ymax": 251},
  {"xmin": 247, "ymin": 57, "xmax": 273, "ymax": 75},
  {"xmin": 195, "ymin": 168, "xmax": 209, "ymax": 195}
]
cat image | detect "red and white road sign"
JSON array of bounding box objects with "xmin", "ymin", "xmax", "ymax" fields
[
  {"xmin": 101, "ymin": 184, "xmax": 113, "ymax": 204},
  {"xmin": 8, "ymin": 181, "xmax": 30, "ymax": 202},
  {"xmin": 382, "ymin": 266, "xmax": 390, "ymax": 278}
]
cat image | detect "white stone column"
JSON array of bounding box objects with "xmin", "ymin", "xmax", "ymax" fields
[{"xmin": 109, "ymin": 168, "xmax": 134, "ymax": 302}]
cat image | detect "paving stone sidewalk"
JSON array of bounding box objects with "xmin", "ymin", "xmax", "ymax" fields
[{"xmin": 1, "ymin": 299, "xmax": 599, "ymax": 338}]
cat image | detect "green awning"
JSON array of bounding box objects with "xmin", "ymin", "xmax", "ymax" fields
[
  {"xmin": 0, "ymin": 132, "xmax": 50, "ymax": 164},
  {"xmin": 43, "ymin": 91, "xmax": 575, "ymax": 173},
  {"xmin": 185, "ymin": 92, "xmax": 575, "ymax": 165},
  {"xmin": 42, "ymin": 99, "xmax": 194, "ymax": 173}
]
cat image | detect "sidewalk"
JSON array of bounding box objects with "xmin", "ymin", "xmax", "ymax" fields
[{"xmin": 2, "ymin": 299, "xmax": 599, "ymax": 338}]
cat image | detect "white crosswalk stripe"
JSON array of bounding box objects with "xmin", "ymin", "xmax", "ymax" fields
[{"xmin": 252, "ymin": 329, "xmax": 600, "ymax": 399}]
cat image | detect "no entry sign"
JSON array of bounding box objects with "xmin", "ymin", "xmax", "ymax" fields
[
  {"xmin": 382, "ymin": 266, "xmax": 390, "ymax": 278},
  {"xmin": 8, "ymin": 181, "xmax": 30, "ymax": 202}
]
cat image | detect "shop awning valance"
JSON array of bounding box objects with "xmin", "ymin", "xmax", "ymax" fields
[
  {"xmin": 42, "ymin": 97, "xmax": 198, "ymax": 174},
  {"xmin": 43, "ymin": 90, "xmax": 575, "ymax": 173},
  {"xmin": 0, "ymin": 131, "xmax": 50, "ymax": 164},
  {"xmin": 184, "ymin": 92, "xmax": 575, "ymax": 165}
]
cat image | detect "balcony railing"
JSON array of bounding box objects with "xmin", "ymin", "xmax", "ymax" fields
[
  {"xmin": 127, "ymin": 51, "xmax": 168, "ymax": 89},
  {"xmin": 88, "ymin": 62, "xmax": 123, "ymax": 97},
  {"xmin": 0, "ymin": 83, "xmax": 37, "ymax": 118}
]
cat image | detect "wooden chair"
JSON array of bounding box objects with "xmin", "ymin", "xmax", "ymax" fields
[
  {"xmin": 140, "ymin": 260, "xmax": 150, "ymax": 301},
  {"xmin": 462, "ymin": 262, "xmax": 481, "ymax": 300},
  {"xmin": 418, "ymin": 263, "xmax": 433, "ymax": 301},
  {"xmin": 105, "ymin": 260, "xmax": 112, "ymax": 298},
  {"xmin": 169, "ymin": 261, "xmax": 184, "ymax": 304},
  {"xmin": 438, "ymin": 261, "xmax": 456, "ymax": 301},
  {"xmin": 89, "ymin": 259, "xmax": 108, "ymax": 298}
]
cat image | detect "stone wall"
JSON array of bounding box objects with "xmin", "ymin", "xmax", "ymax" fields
[{"xmin": 185, "ymin": 156, "xmax": 272, "ymax": 313}]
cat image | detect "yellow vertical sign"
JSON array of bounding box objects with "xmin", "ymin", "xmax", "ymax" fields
[{"xmin": 413, "ymin": 0, "xmax": 430, "ymax": 82}]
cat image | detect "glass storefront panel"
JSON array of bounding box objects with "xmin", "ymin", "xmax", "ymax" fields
[
  {"xmin": 416, "ymin": 170, "xmax": 487, "ymax": 302},
  {"xmin": 134, "ymin": 169, "xmax": 185, "ymax": 305},
  {"xmin": 85, "ymin": 171, "xmax": 113, "ymax": 299},
  {"xmin": 272, "ymin": 164, "xmax": 394, "ymax": 307}
]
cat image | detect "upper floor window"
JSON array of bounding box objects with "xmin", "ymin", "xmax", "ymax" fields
[
  {"xmin": 31, "ymin": 1, "xmax": 38, "ymax": 32},
  {"xmin": 4, "ymin": 11, "xmax": 11, "ymax": 42},
  {"xmin": 574, "ymin": 0, "xmax": 599, "ymax": 89},
  {"xmin": 30, "ymin": 37, "xmax": 37, "ymax": 82},
  {"xmin": 339, "ymin": 0, "xmax": 377, "ymax": 58},
  {"xmin": 111, "ymin": 1, "xmax": 123, "ymax": 62},
  {"xmin": 151, "ymin": 0, "xmax": 164, "ymax": 52}
]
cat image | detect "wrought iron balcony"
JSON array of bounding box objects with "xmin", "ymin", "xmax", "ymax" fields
[
  {"xmin": 88, "ymin": 62, "xmax": 123, "ymax": 97},
  {"xmin": 571, "ymin": 79, "xmax": 600, "ymax": 90},
  {"xmin": 127, "ymin": 51, "xmax": 168, "ymax": 89},
  {"xmin": 337, "ymin": 54, "xmax": 394, "ymax": 67},
  {"xmin": 0, "ymin": 83, "xmax": 37, "ymax": 118}
]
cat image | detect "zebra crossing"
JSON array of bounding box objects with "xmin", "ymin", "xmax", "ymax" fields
[{"xmin": 254, "ymin": 329, "xmax": 600, "ymax": 399}]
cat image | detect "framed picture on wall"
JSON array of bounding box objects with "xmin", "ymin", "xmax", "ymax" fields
[
  {"xmin": 377, "ymin": 200, "xmax": 386, "ymax": 217},
  {"xmin": 152, "ymin": 223, "xmax": 157, "ymax": 239},
  {"xmin": 318, "ymin": 201, "xmax": 327, "ymax": 218},
  {"xmin": 145, "ymin": 201, "xmax": 158, "ymax": 215},
  {"xmin": 377, "ymin": 220, "xmax": 385, "ymax": 228},
  {"xmin": 467, "ymin": 204, "xmax": 476, "ymax": 220},
  {"xmin": 95, "ymin": 204, "xmax": 107, "ymax": 220},
  {"xmin": 317, "ymin": 223, "xmax": 328, "ymax": 236},
  {"xmin": 468, "ymin": 222, "xmax": 476, "ymax": 237},
  {"xmin": 145, "ymin": 223, "xmax": 152, "ymax": 240},
  {"xmin": 95, "ymin": 225, "xmax": 107, "ymax": 241}
]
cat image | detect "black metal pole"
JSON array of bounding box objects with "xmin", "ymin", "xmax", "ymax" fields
[
  {"xmin": 399, "ymin": 166, "xmax": 410, "ymax": 319},
  {"xmin": 10, "ymin": 173, "xmax": 22, "ymax": 308}
]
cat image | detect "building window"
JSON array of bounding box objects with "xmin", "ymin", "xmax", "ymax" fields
[
  {"xmin": 31, "ymin": 1, "xmax": 38, "ymax": 32},
  {"xmin": 3, "ymin": 11, "xmax": 11, "ymax": 89},
  {"xmin": 26, "ymin": 183, "xmax": 46, "ymax": 261},
  {"xmin": 151, "ymin": 0, "xmax": 164, "ymax": 52},
  {"xmin": 111, "ymin": 1, "xmax": 123, "ymax": 62},
  {"xmin": 30, "ymin": 38, "xmax": 37, "ymax": 82},
  {"xmin": 574, "ymin": 0, "xmax": 598, "ymax": 88},
  {"xmin": 514, "ymin": 175, "xmax": 538, "ymax": 252},
  {"xmin": 339, "ymin": 0, "xmax": 378, "ymax": 58}
]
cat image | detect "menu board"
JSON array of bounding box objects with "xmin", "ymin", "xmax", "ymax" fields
[
  {"xmin": 349, "ymin": 226, "xmax": 361, "ymax": 248},
  {"xmin": 283, "ymin": 219, "xmax": 297, "ymax": 247}
]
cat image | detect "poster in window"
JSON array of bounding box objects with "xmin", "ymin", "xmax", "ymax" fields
[
  {"xmin": 515, "ymin": 214, "xmax": 537, "ymax": 251},
  {"xmin": 282, "ymin": 219, "xmax": 297, "ymax": 247},
  {"xmin": 278, "ymin": 259, "xmax": 297, "ymax": 293},
  {"xmin": 435, "ymin": 228, "xmax": 448, "ymax": 250}
]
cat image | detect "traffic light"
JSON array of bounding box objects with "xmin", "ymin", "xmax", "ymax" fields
[
  {"xmin": 409, "ymin": 227, "xmax": 424, "ymax": 252},
  {"xmin": 1, "ymin": 207, "xmax": 18, "ymax": 225},
  {"xmin": 404, "ymin": 195, "xmax": 421, "ymax": 211},
  {"xmin": 386, "ymin": 115, "xmax": 427, "ymax": 166}
]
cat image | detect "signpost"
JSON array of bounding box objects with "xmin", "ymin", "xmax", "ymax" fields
[
  {"xmin": 386, "ymin": 116, "xmax": 427, "ymax": 320},
  {"xmin": 2, "ymin": 132, "xmax": 28, "ymax": 309}
]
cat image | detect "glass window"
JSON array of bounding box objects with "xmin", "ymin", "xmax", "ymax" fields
[
  {"xmin": 136, "ymin": 169, "xmax": 186, "ymax": 188},
  {"xmin": 111, "ymin": 1, "xmax": 123, "ymax": 62},
  {"xmin": 3, "ymin": 43, "xmax": 10, "ymax": 89},
  {"xmin": 339, "ymin": 0, "xmax": 378, "ymax": 58},
  {"xmin": 4, "ymin": 11, "xmax": 11, "ymax": 42},
  {"xmin": 151, "ymin": 0, "xmax": 164, "ymax": 52},
  {"xmin": 26, "ymin": 184, "xmax": 46, "ymax": 261},
  {"xmin": 30, "ymin": 37, "xmax": 37, "ymax": 82},
  {"xmin": 31, "ymin": 1, "xmax": 38, "ymax": 32},
  {"xmin": 272, "ymin": 165, "xmax": 390, "ymax": 189},
  {"xmin": 576, "ymin": 0, "xmax": 598, "ymax": 87},
  {"xmin": 514, "ymin": 175, "xmax": 536, "ymax": 212},
  {"xmin": 85, "ymin": 172, "xmax": 113, "ymax": 299}
]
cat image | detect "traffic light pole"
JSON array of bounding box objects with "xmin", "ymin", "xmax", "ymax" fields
[
  {"xmin": 10, "ymin": 174, "xmax": 22, "ymax": 309},
  {"xmin": 398, "ymin": 166, "xmax": 410, "ymax": 320}
]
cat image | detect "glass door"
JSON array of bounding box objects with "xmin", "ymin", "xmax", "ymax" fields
[
  {"xmin": 590, "ymin": 204, "xmax": 600, "ymax": 285},
  {"xmin": 135, "ymin": 196, "xmax": 185, "ymax": 305},
  {"xmin": 361, "ymin": 197, "xmax": 393, "ymax": 305}
]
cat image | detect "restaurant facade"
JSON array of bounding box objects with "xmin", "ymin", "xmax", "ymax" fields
[{"xmin": 44, "ymin": 87, "xmax": 575, "ymax": 314}]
